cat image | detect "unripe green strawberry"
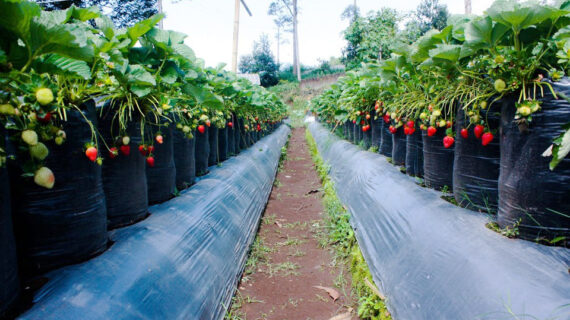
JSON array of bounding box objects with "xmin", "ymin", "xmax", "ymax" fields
[
  {"xmin": 519, "ymin": 106, "xmax": 532, "ymax": 116},
  {"xmin": 22, "ymin": 130, "xmax": 38, "ymax": 146},
  {"xmin": 122, "ymin": 136, "xmax": 130, "ymax": 146},
  {"xmin": 36, "ymin": 88, "xmax": 54, "ymax": 106},
  {"xmin": 494, "ymin": 79, "xmax": 506, "ymax": 92},
  {"xmin": 55, "ymin": 136, "xmax": 64, "ymax": 145},
  {"xmin": 34, "ymin": 167, "xmax": 55, "ymax": 189},
  {"xmin": 0, "ymin": 104, "xmax": 16, "ymax": 115},
  {"xmin": 182, "ymin": 125, "xmax": 190, "ymax": 133},
  {"xmin": 30, "ymin": 142, "xmax": 49, "ymax": 160}
]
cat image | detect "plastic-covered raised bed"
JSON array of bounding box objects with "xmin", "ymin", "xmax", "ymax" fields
[
  {"xmin": 379, "ymin": 118, "xmax": 392, "ymax": 157},
  {"xmin": 173, "ymin": 129, "xmax": 196, "ymax": 190},
  {"xmin": 146, "ymin": 123, "xmax": 176, "ymax": 204},
  {"xmin": 453, "ymin": 104, "xmax": 501, "ymax": 212},
  {"xmin": 309, "ymin": 121, "xmax": 570, "ymax": 320},
  {"xmin": 98, "ymin": 103, "xmax": 148, "ymax": 229},
  {"xmin": 498, "ymin": 79, "xmax": 570, "ymax": 242},
  {"xmin": 1, "ymin": 165, "xmax": 19, "ymax": 317},
  {"xmin": 208, "ymin": 126, "xmax": 219, "ymax": 166},
  {"xmin": 391, "ymin": 127, "xmax": 406, "ymax": 165},
  {"xmin": 19, "ymin": 125, "xmax": 290, "ymax": 320},
  {"xmin": 405, "ymin": 128, "xmax": 423, "ymax": 177},
  {"xmin": 422, "ymin": 128, "xmax": 454, "ymax": 190},
  {"xmin": 10, "ymin": 104, "xmax": 108, "ymax": 274},
  {"xmin": 195, "ymin": 126, "xmax": 210, "ymax": 176}
]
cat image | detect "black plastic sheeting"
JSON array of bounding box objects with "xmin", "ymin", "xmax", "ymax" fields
[
  {"xmin": 19, "ymin": 125, "xmax": 290, "ymax": 320},
  {"xmin": 405, "ymin": 128, "xmax": 423, "ymax": 177},
  {"xmin": 379, "ymin": 119, "xmax": 392, "ymax": 157},
  {"xmin": 362, "ymin": 126, "xmax": 371, "ymax": 149},
  {"xmin": 195, "ymin": 126, "xmax": 210, "ymax": 176},
  {"xmin": 1, "ymin": 166, "xmax": 19, "ymax": 316},
  {"xmin": 391, "ymin": 128, "xmax": 406, "ymax": 165},
  {"xmin": 146, "ymin": 123, "xmax": 176, "ymax": 204},
  {"xmin": 308, "ymin": 121, "xmax": 570, "ymax": 320},
  {"xmin": 238, "ymin": 118, "xmax": 248, "ymax": 149},
  {"xmin": 345, "ymin": 121, "xmax": 353, "ymax": 141},
  {"xmin": 422, "ymin": 129, "xmax": 454, "ymax": 191},
  {"xmin": 173, "ymin": 130, "xmax": 196, "ymax": 190},
  {"xmin": 499, "ymin": 78, "xmax": 570, "ymax": 241},
  {"xmin": 208, "ymin": 126, "xmax": 219, "ymax": 166},
  {"xmin": 10, "ymin": 103, "xmax": 107, "ymax": 274},
  {"xmin": 227, "ymin": 125, "xmax": 236, "ymax": 156},
  {"xmin": 454, "ymin": 105, "xmax": 501, "ymax": 212},
  {"xmin": 98, "ymin": 104, "xmax": 148, "ymax": 229}
]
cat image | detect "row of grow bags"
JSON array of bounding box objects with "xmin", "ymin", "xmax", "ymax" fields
[
  {"xmin": 328, "ymin": 78, "xmax": 570, "ymax": 244},
  {"xmin": 18, "ymin": 124, "xmax": 290, "ymax": 320},
  {"xmin": 0, "ymin": 101, "xmax": 282, "ymax": 317},
  {"xmin": 308, "ymin": 121, "xmax": 570, "ymax": 320}
]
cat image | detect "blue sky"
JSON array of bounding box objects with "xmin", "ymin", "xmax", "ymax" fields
[{"xmin": 163, "ymin": 0, "xmax": 495, "ymax": 69}]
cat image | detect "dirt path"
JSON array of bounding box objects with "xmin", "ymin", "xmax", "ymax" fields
[{"xmin": 229, "ymin": 127, "xmax": 353, "ymax": 320}]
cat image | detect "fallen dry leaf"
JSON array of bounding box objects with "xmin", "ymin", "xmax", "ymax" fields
[
  {"xmin": 275, "ymin": 221, "xmax": 282, "ymax": 228},
  {"xmin": 313, "ymin": 285, "xmax": 340, "ymax": 301},
  {"xmin": 328, "ymin": 312, "xmax": 352, "ymax": 320}
]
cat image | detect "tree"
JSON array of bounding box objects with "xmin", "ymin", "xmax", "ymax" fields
[
  {"xmin": 415, "ymin": 0, "xmax": 448, "ymax": 35},
  {"xmin": 268, "ymin": 0, "xmax": 300, "ymax": 81},
  {"xmin": 239, "ymin": 35, "xmax": 279, "ymax": 87},
  {"xmin": 341, "ymin": 8, "xmax": 400, "ymax": 69},
  {"xmin": 34, "ymin": 0, "xmax": 158, "ymax": 28},
  {"xmin": 341, "ymin": 4, "xmax": 359, "ymax": 22}
]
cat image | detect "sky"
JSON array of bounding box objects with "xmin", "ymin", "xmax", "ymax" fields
[{"xmin": 162, "ymin": 0, "xmax": 496, "ymax": 69}]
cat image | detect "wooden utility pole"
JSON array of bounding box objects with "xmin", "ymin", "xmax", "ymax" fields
[
  {"xmin": 231, "ymin": 0, "xmax": 252, "ymax": 73},
  {"xmin": 464, "ymin": 0, "xmax": 471, "ymax": 14},
  {"xmin": 292, "ymin": 0, "xmax": 300, "ymax": 81},
  {"xmin": 158, "ymin": 0, "xmax": 163, "ymax": 29}
]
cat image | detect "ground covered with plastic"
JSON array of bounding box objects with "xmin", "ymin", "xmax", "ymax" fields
[
  {"xmin": 18, "ymin": 125, "xmax": 290, "ymax": 320},
  {"xmin": 308, "ymin": 121, "xmax": 570, "ymax": 320}
]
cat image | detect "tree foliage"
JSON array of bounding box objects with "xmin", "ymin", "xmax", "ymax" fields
[
  {"xmin": 402, "ymin": 0, "xmax": 449, "ymax": 43},
  {"xmin": 341, "ymin": 8, "xmax": 400, "ymax": 70},
  {"xmin": 239, "ymin": 35, "xmax": 279, "ymax": 87}
]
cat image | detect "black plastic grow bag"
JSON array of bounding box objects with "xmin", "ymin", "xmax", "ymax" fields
[
  {"xmin": 352, "ymin": 122, "xmax": 358, "ymax": 144},
  {"xmin": 405, "ymin": 128, "xmax": 423, "ymax": 177},
  {"xmin": 379, "ymin": 120, "xmax": 392, "ymax": 157},
  {"xmin": 173, "ymin": 129, "xmax": 196, "ymax": 190},
  {"xmin": 371, "ymin": 113, "xmax": 382, "ymax": 150},
  {"xmin": 454, "ymin": 105, "xmax": 501, "ymax": 212},
  {"xmin": 391, "ymin": 127, "xmax": 406, "ymax": 165},
  {"xmin": 227, "ymin": 123, "xmax": 236, "ymax": 156},
  {"xmin": 499, "ymin": 79, "xmax": 570, "ymax": 242},
  {"xmin": 10, "ymin": 102, "xmax": 107, "ymax": 274},
  {"xmin": 208, "ymin": 126, "xmax": 219, "ymax": 166},
  {"xmin": 218, "ymin": 127, "xmax": 228, "ymax": 162},
  {"xmin": 362, "ymin": 126, "xmax": 371, "ymax": 150},
  {"xmin": 233, "ymin": 114, "xmax": 241, "ymax": 154},
  {"xmin": 238, "ymin": 118, "xmax": 248, "ymax": 149},
  {"xmin": 422, "ymin": 129, "xmax": 454, "ymax": 190},
  {"xmin": 308, "ymin": 122, "xmax": 570, "ymax": 320},
  {"xmin": 346, "ymin": 121, "xmax": 353, "ymax": 142},
  {"xmin": 195, "ymin": 126, "xmax": 210, "ymax": 176},
  {"xmin": 1, "ymin": 166, "xmax": 19, "ymax": 316},
  {"xmin": 98, "ymin": 104, "xmax": 148, "ymax": 229},
  {"xmin": 146, "ymin": 123, "xmax": 176, "ymax": 204},
  {"xmin": 19, "ymin": 125, "xmax": 290, "ymax": 320}
]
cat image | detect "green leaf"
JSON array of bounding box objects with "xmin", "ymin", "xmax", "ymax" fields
[
  {"xmin": 172, "ymin": 43, "xmax": 195, "ymax": 61},
  {"xmin": 550, "ymin": 125, "xmax": 570, "ymax": 170},
  {"xmin": 127, "ymin": 64, "xmax": 156, "ymax": 86},
  {"xmin": 465, "ymin": 16, "xmax": 509, "ymax": 50},
  {"xmin": 429, "ymin": 44, "xmax": 461, "ymax": 62},
  {"xmin": 160, "ymin": 63, "xmax": 179, "ymax": 84},
  {"xmin": 0, "ymin": 0, "xmax": 41, "ymax": 38},
  {"xmin": 130, "ymin": 85, "xmax": 152, "ymax": 98},
  {"xmin": 486, "ymin": 0, "xmax": 553, "ymax": 33},
  {"xmin": 36, "ymin": 54, "xmax": 91, "ymax": 79},
  {"xmin": 70, "ymin": 6, "xmax": 100, "ymax": 21},
  {"xmin": 127, "ymin": 14, "xmax": 164, "ymax": 45},
  {"xmin": 95, "ymin": 15, "xmax": 116, "ymax": 40}
]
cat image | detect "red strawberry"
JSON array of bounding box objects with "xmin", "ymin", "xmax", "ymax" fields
[
  {"xmin": 443, "ymin": 136, "xmax": 455, "ymax": 148},
  {"xmin": 374, "ymin": 104, "xmax": 379, "ymax": 110},
  {"xmin": 255, "ymin": 117, "xmax": 259, "ymax": 121},
  {"xmin": 138, "ymin": 145, "xmax": 147, "ymax": 156},
  {"xmin": 446, "ymin": 120, "xmax": 453, "ymax": 128},
  {"xmin": 205, "ymin": 120, "xmax": 211, "ymax": 127},
  {"xmin": 155, "ymin": 135, "xmax": 163, "ymax": 144},
  {"xmin": 360, "ymin": 120, "xmax": 365, "ymax": 125},
  {"xmin": 383, "ymin": 114, "xmax": 390, "ymax": 123},
  {"xmin": 409, "ymin": 127, "xmax": 416, "ymax": 135},
  {"xmin": 85, "ymin": 146, "xmax": 98, "ymax": 162},
  {"xmin": 120, "ymin": 145, "xmax": 130, "ymax": 156},
  {"xmin": 228, "ymin": 121, "xmax": 233, "ymax": 128},
  {"xmin": 407, "ymin": 120, "xmax": 414, "ymax": 128},
  {"xmin": 109, "ymin": 147, "xmax": 118, "ymax": 159},
  {"xmin": 366, "ymin": 114, "xmax": 371, "ymax": 120},
  {"xmin": 198, "ymin": 125, "xmax": 205, "ymax": 134},
  {"xmin": 389, "ymin": 125, "xmax": 397, "ymax": 134},
  {"xmin": 148, "ymin": 145, "xmax": 154, "ymax": 154},
  {"xmin": 427, "ymin": 126, "xmax": 437, "ymax": 137},
  {"xmin": 420, "ymin": 124, "xmax": 426, "ymax": 131},
  {"xmin": 352, "ymin": 120, "xmax": 356, "ymax": 124},
  {"xmin": 146, "ymin": 156, "xmax": 155, "ymax": 167},
  {"xmin": 257, "ymin": 124, "xmax": 261, "ymax": 131},
  {"xmin": 37, "ymin": 112, "xmax": 52, "ymax": 124},
  {"xmin": 404, "ymin": 126, "xmax": 410, "ymax": 135},
  {"xmin": 474, "ymin": 125, "xmax": 484, "ymax": 139},
  {"xmin": 460, "ymin": 128, "xmax": 468, "ymax": 139},
  {"xmin": 481, "ymin": 132, "xmax": 494, "ymax": 146}
]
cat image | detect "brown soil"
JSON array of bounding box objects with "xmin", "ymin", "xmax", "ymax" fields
[{"xmin": 230, "ymin": 127, "xmax": 354, "ymax": 320}]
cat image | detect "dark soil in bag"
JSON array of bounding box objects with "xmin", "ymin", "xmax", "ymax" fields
[
  {"xmin": 0, "ymin": 165, "xmax": 19, "ymax": 317},
  {"xmin": 422, "ymin": 129, "xmax": 454, "ymax": 191},
  {"xmin": 10, "ymin": 101, "xmax": 107, "ymax": 274},
  {"xmin": 499, "ymin": 79, "xmax": 570, "ymax": 244},
  {"xmin": 146, "ymin": 122, "xmax": 176, "ymax": 204},
  {"xmin": 391, "ymin": 127, "xmax": 406, "ymax": 166},
  {"xmin": 454, "ymin": 105, "xmax": 501, "ymax": 213},
  {"xmin": 379, "ymin": 119, "xmax": 393, "ymax": 157},
  {"xmin": 173, "ymin": 129, "xmax": 196, "ymax": 190},
  {"xmin": 98, "ymin": 103, "xmax": 148, "ymax": 229},
  {"xmin": 406, "ymin": 128, "xmax": 424, "ymax": 177},
  {"xmin": 218, "ymin": 127, "xmax": 228, "ymax": 162},
  {"xmin": 195, "ymin": 126, "xmax": 210, "ymax": 176},
  {"xmin": 208, "ymin": 126, "xmax": 219, "ymax": 166}
]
